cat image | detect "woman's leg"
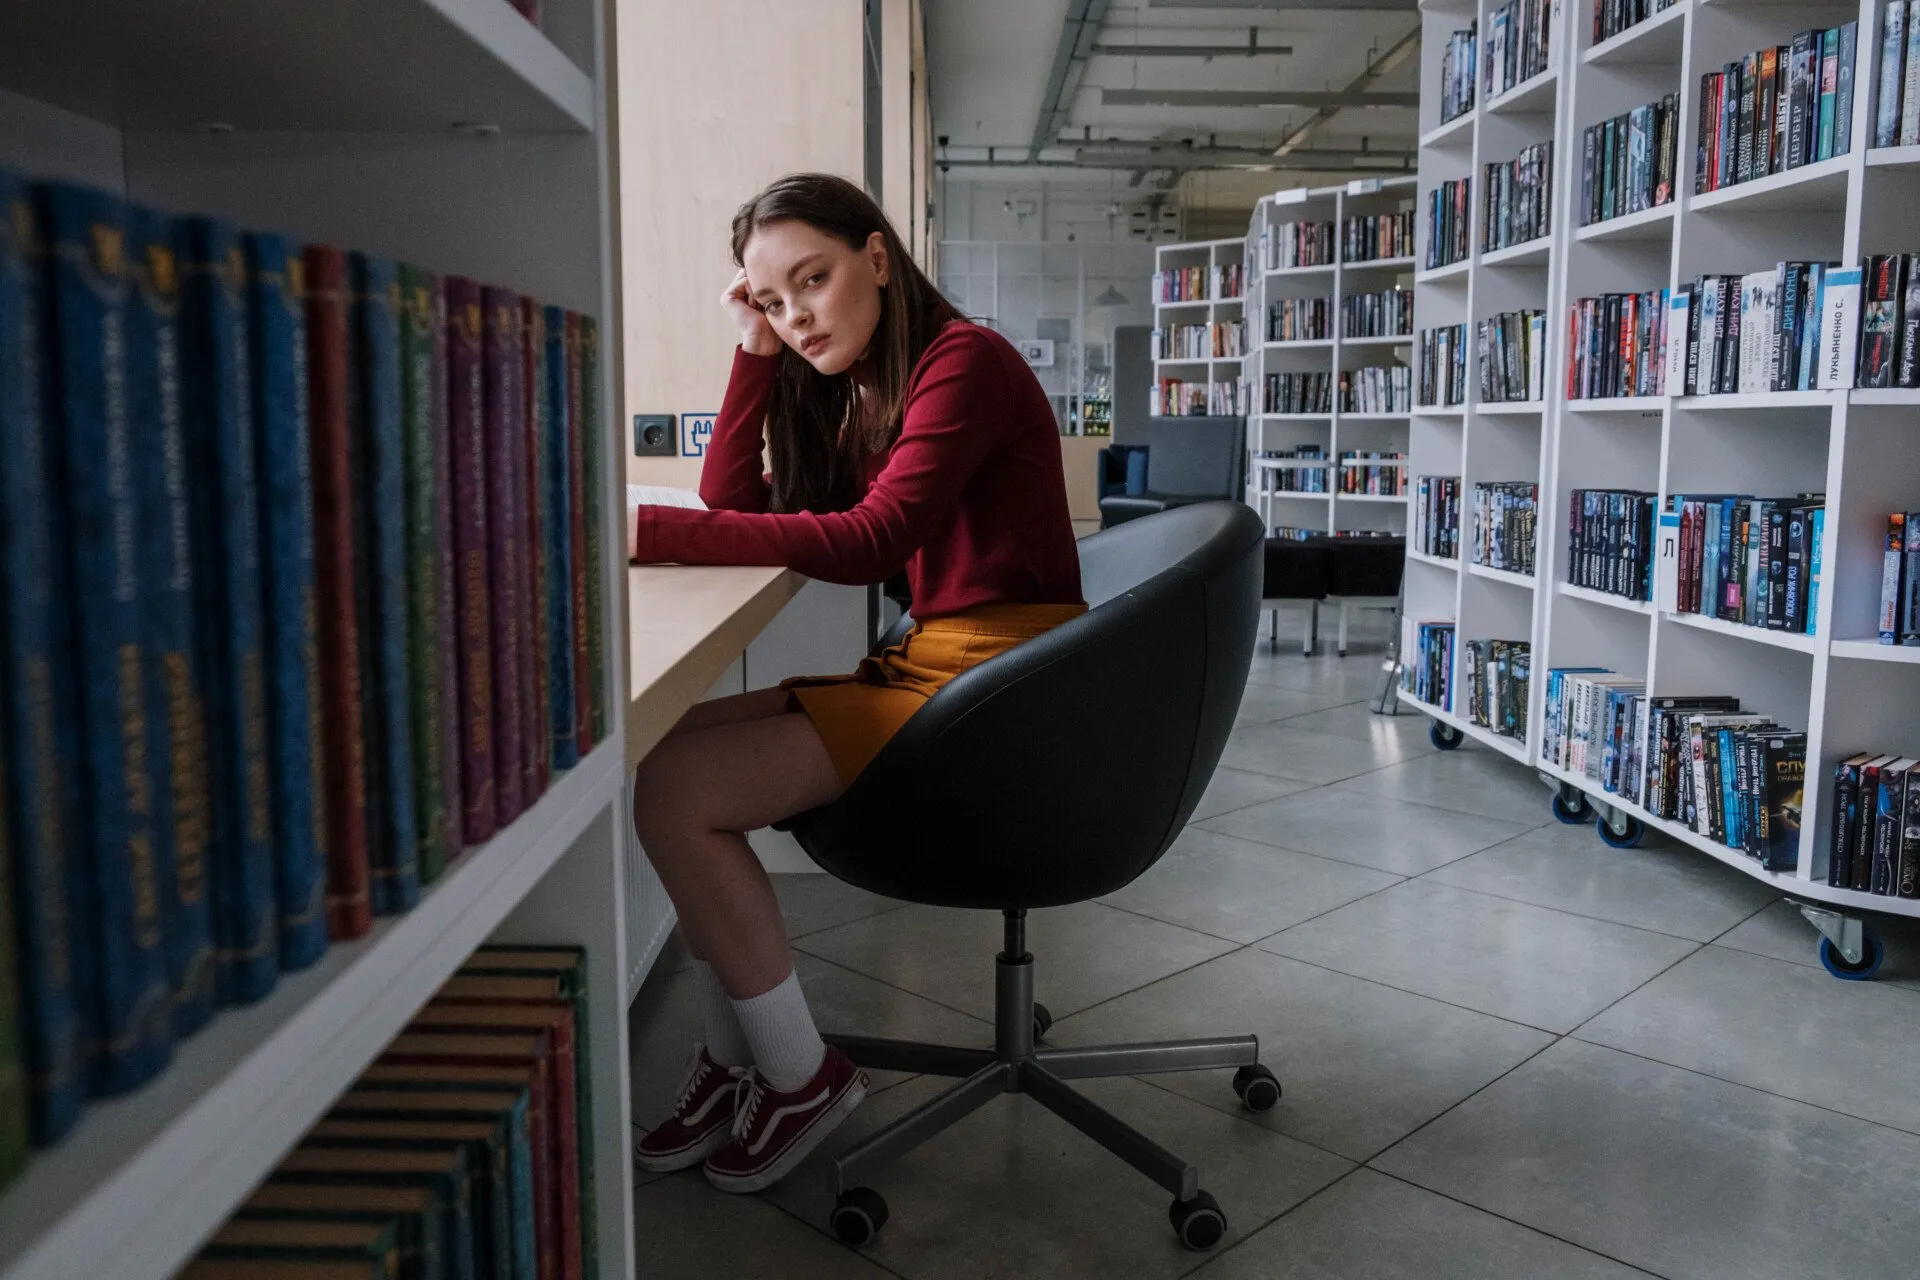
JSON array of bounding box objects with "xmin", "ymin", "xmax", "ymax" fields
[{"xmin": 660, "ymin": 685, "xmax": 793, "ymax": 740}]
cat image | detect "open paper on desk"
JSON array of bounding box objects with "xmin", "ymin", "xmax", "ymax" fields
[{"xmin": 626, "ymin": 485, "xmax": 705, "ymax": 558}]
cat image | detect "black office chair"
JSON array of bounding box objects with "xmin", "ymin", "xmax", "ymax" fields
[{"xmin": 782, "ymin": 502, "xmax": 1278, "ymax": 1252}]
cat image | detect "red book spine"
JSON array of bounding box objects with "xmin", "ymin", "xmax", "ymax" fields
[
  {"xmin": 431, "ymin": 278, "xmax": 464, "ymax": 863},
  {"xmin": 565, "ymin": 313, "xmax": 591, "ymax": 757},
  {"xmin": 521, "ymin": 299, "xmax": 549, "ymax": 801},
  {"xmin": 445, "ymin": 278, "xmax": 496, "ymax": 844},
  {"xmin": 482, "ymin": 289, "xmax": 526, "ymax": 826},
  {"xmin": 304, "ymin": 246, "xmax": 372, "ymax": 939}
]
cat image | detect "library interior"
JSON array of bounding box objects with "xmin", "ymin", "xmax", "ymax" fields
[{"xmin": 4, "ymin": 0, "xmax": 1920, "ymax": 1275}]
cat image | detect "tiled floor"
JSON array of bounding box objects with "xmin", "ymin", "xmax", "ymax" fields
[{"xmin": 629, "ymin": 621, "xmax": 1920, "ymax": 1279}]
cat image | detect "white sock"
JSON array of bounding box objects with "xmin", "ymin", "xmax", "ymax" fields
[
  {"xmin": 730, "ymin": 969, "xmax": 827, "ymax": 1091},
  {"xmin": 692, "ymin": 961, "xmax": 752, "ymax": 1068}
]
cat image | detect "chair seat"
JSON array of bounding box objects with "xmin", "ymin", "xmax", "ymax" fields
[{"xmin": 1098, "ymin": 492, "xmax": 1205, "ymax": 527}]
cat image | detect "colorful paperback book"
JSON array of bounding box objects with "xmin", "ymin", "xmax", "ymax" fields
[
  {"xmin": 1818, "ymin": 266, "xmax": 1861, "ymax": 387},
  {"xmin": 43, "ymin": 183, "xmax": 173, "ymax": 1091},
  {"xmin": 398, "ymin": 267, "xmax": 448, "ymax": 885},
  {"xmin": 1900, "ymin": 761, "xmax": 1920, "ymax": 897},
  {"xmin": 245, "ymin": 233, "xmax": 329, "ymax": 973},
  {"xmin": 1805, "ymin": 507, "xmax": 1826, "ymax": 634},
  {"xmin": 128, "ymin": 209, "xmax": 217, "ymax": 1038},
  {"xmin": 1882, "ymin": 513, "xmax": 1907, "ymax": 642},
  {"xmin": 1879, "ymin": 1, "xmax": 1907, "ymax": 147}
]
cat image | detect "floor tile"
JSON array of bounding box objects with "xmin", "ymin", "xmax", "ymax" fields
[
  {"xmin": 634, "ymin": 1172, "xmax": 897, "ymax": 1278},
  {"xmin": 1201, "ymin": 789, "xmax": 1534, "ymax": 876},
  {"xmin": 1243, "ymin": 657, "xmax": 1397, "ymax": 701},
  {"xmin": 1576, "ymin": 944, "xmax": 1920, "ymax": 1135},
  {"xmin": 1327, "ymin": 748, "xmax": 1558, "ymax": 825},
  {"xmin": 1189, "ymin": 1168, "xmax": 1648, "ymax": 1280},
  {"xmin": 1049, "ymin": 949, "xmax": 1553, "ymax": 1162},
  {"xmin": 1188, "ymin": 766, "xmax": 1317, "ymax": 823},
  {"xmin": 1712, "ymin": 898, "xmax": 1920, "ymax": 992},
  {"xmin": 1277, "ymin": 702, "xmax": 1440, "ymax": 753},
  {"xmin": 1099, "ymin": 827, "xmax": 1401, "ymax": 943},
  {"xmin": 765, "ymin": 1073, "xmax": 1353, "ymax": 1280},
  {"xmin": 1425, "ymin": 821, "xmax": 1778, "ymax": 942},
  {"xmin": 1258, "ymin": 880, "xmax": 1698, "ymax": 1033},
  {"xmin": 795, "ymin": 900, "xmax": 1238, "ymax": 1021},
  {"xmin": 1232, "ymin": 684, "xmax": 1354, "ymax": 727},
  {"xmin": 1218, "ymin": 723, "xmax": 1421, "ymax": 785},
  {"xmin": 1374, "ymin": 1038, "xmax": 1920, "ymax": 1280},
  {"xmin": 773, "ymin": 871, "xmax": 905, "ymax": 940}
]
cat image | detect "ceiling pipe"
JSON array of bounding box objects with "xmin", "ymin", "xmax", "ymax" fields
[{"xmin": 1028, "ymin": 0, "xmax": 1111, "ymax": 161}]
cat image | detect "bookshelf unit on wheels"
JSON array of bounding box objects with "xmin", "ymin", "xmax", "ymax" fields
[
  {"xmin": 1151, "ymin": 236, "xmax": 1248, "ymax": 422},
  {"xmin": 1416, "ymin": 0, "xmax": 1920, "ymax": 977},
  {"xmin": 0, "ymin": 2, "xmax": 639, "ymax": 1277}
]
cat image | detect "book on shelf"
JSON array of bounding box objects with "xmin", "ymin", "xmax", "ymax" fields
[
  {"xmin": 1339, "ymin": 452, "xmax": 1407, "ymax": 496},
  {"xmin": 231, "ymin": 1183, "xmax": 439, "ymax": 1280},
  {"xmin": 1663, "ymin": 493, "xmax": 1825, "ymax": 634},
  {"xmin": 1339, "ymin": 366, "xmax": 1411, "ymax": 414},
  {"xmin": 1567, "ymin": 290, "xmax": 1669, "ymax": 398},
  {"xmin": 1674, "ymin": 264, "xmax": 1835, "ymax": 395},
  {"xmin": 1341, "ymin": 287, "xmax": 1412, "ymax": 339},
  {"xmin": 1476, "ymin": 310, "xmax": 1546, "ymax": 402},
  {"xmin": 1262, "ymin": 372, "xmax": 1332, "ymax": 414},
  {"xmin": 1483, "ymin": 0, "xmax": 1556, "ymax": 100},
  {"xmin": 1417, "ymin": 324, "xmax": 1468, "ymax": 406},
  {"xmin": 1255, "ymin": 447, "xmax": 1331, "ymax": 493},
  {"xmin": 1567, "ymin": 490, "xmax": 1656, "ymax": 601},
  {"xmin": 1579, "ymin": 96, "xmax": 1677, "ymax": 226},
  {"xmin": 1483, "ymin": 141, "xmax": 1553, "ymax": 252},
  {"xmin": 1440, "ymin": 25, "xmax": 1477, "ymax": 125},
  {"xmin": 1592, "ymin": 0, "xmax": 1676, "ymax": 47},
  {"xmin": 1263, "ymin": 220, "xmax": 1334, "ymax": 271},
  {"xmin": 1341, "ymin": 212, "xmax": 1413, "ymax": 262},
  {"xmin": 1693, "ymin": 23, "xmax": 1856, "ymax": 197},
  {"xmin": 1424, "ymin": 180, "xmax": 1471, "ymax": 270},
  {"xmin": 1152, "ymin": 376, "xmax": 1250, "ymax": 416},
  {"xmin": 1458, "ymin": 639, "xmax": 1530, "ymax": 740},
  {"xmin": 1829, "ymin": 754, "xmax": 1920, "ymax": 895},
  {"xmin": 1154, "ymin": 321, "xmax": 1246, "ymax": 360},
  {"xmin": 1415, "ymin": 476, "xmax": 1462, "ymax": 559},
  {"xmin": 1472, "ymin": 482, "xmax": 1538, "ymax": 575},
  {"xmin": 1264, "ymin": 298, "xmax": 1330, "ymax": 343},
  {"xmin": 1880, "ymin": 511, "xmax": 1920, "ymax": 644},
  {"xmin": 1401, "ymin": 621, "xmax": 1457, "ymax": 706}
]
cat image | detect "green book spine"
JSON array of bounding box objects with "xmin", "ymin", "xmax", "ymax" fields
[
  {"xmin": 578, "ymin": 318, "xmax": 606, "ymax": 743},
  {"xmin": 397, "ymin": 267, "xmax": 446, "ymax": 884}
]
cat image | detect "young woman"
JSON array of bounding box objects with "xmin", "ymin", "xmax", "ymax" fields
[{"xmin": 629, "ymin": 173, "xmax": 1085, "ymax": 1193}]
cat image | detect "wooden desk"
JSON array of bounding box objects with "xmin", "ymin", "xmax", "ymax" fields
[{"xmin": 625, "ymin": 565, "xmax": 807, "ymax": 766}]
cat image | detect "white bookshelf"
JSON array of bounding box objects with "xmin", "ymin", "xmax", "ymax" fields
[
  {"xmin": 1150, "ymin": 236, "xmax": 1248, "ymax": 421},
  {"xmin": 1414, "ymin": 0, "xmax": 1920, "ymax": 933},
  {"xmin": 0, "ymin": 2, "xmax": 642, "ymax": 1276},
  {"xmin": 1241, "ymin": 178, "xmax": 1416, "ymax": 537}
]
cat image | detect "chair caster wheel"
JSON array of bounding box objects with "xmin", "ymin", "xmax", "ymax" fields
[
  {"xmin": 831, "ymin": 1187, "xmax": 889, "ymax": 1247},
  {"xmin": 1595, "ymin": 813, "xmax": 1643, "ymax": 848},
  {"xmin": 1232, "ymin": 1063, "xmax": 1281, "ymax": 1112},
  {"xmin": 1032, "ymin": 1001, "xmax": 1053, "ymax": 1042},
  {"xmin": 1170, "ymin": 1190, "xmax": 1227, "ymax": 1251},
  {"xmin": 1551, "ymin": 792, "xmax": 1591, "ymax": 824},
  {"xmin": 1429, "ymin": 721, "xmax": 1463, "ymax": 750},
  {"xmin": 1820, "ymin": 931, "xmax": 1883, "ymax": 981}
]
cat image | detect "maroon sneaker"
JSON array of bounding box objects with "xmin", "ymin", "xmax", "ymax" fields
[
  {"xmin": 633, "ymin": 1046, "xmax": 749, "ymax": 1173},
  {"xmin": 704, "ymin": 1046, "xmax": 869, "ymax": 1194}
]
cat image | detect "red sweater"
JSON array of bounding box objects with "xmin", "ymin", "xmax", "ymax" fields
[{"xmin": 632, "ymin": 320, "xmax": 1084, "ymax": 618}]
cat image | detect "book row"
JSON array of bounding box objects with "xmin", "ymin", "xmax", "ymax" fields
[
  {"xmin": 1440, "ymin": 26, "xmax": 1478, "ymax": 126},
  {"xmin": 1483, "ymin": 0, "xmax": 1558, "ymax": 102},
  {"xmin": 1478, "ymin": 309, "xmax": 1547, "ymax": 404},
  {"xmin": 1566, "ymin": 289, "xmax": 1670, "ymax": 400},
  {"xmin": 1343, "ymin": 212, "xmax": 1414, "ymax": 263},
  {"xmin": 1418, "ymin": 324, "xmax": 1469, "ymax": 407},
  {"xmin": 1830, "ymin": 753, "xmax": 1920, "ymax": 895},
  {"xmin": 1341, "ymin": 452, "xmax": 1407, "ymax": 496},
  {"xmin": 1153, "ymin": 321, "xmax": 1244, "ymax": 361},
  {"xmin": 1403, "ymin": 621, "xmax": 1457, "ymax": 707},
  {"xmin": 1592, "ymin": 0, "xmax": 1676, "ymax": 48},
  {"xmin": 1877, "ymin": 511, "xmax": 1920, "ymax": 644},
  {"xmin": 1872, "ymin": 1, "xmax": 1920, "ymax": 148},
  {"xmin": 1342, "ymin": 365, "xmax": 1413, "ymax": 414},
  {"xmin": 1153, "ymin": 264, "xmax": 1244, "ymax": 305},
  {"xmin": 1263, "ymin": 372, "xmax": 1333, "ymax": 415},
  {"xmin": 1256, "ymin": 448, "xmax": 1334, "ymax": 493},
  {"xmin": 177, "ymin": 944, "xmax": 601, "ymax": 1280},
  {"xmin": 1460, "ymin": 639, "xmax": 1530, "ymax": 741},
  {"xmin": 1341, "ymin": 288, "xmax": 1413, "ymax": 339},
  {"xmin": 1265, "ymin": 297, "xmax": 1332, "ymax": 343},
  {"xmin": 1857, "ymin": 253, "xmax": 1920, "ymax": 388},
  {"xmin": 1260, "ymin": 220, "xmax": 1334, "ymax": 271},
  {"xmin": 1658, "ymin": 493, "xmax": 1826, "ymax": 635},
  {"xmin": 1579, "ymin": 96, "xmax": 1677, "ymax": 227},
  {"xmin": 0, "ymin": 175, "xmax": 610, "ymax": 1165},
  {"xmin": 1568, "ymin": 489, "xmax": 1656, "ymax": 602},
  {"xmin": 1483, "ymin": 141, "xmax": 1553, "ymax": 253},
  {"xmin": 1473, "ymin": 481, "xmax": 1539, "ymax": 576},
  {"xmin": 1415, "ymin": 476, "xmax": 1463, "ymax": 560},
  {"xmin": 1425, "ymin": 180, "xmax": 1472, "ymax": 271},
  {"xmin": 1152, "ymin": 376, "xmax": 1250, "ymax": 417},
  {"xmin": 1694, "ymin": 25, "xmax": 1858, "ymax": 197},
  {"xmin": 1672, "ymin": 264, "xmax": 1832, "ymax": 395}
]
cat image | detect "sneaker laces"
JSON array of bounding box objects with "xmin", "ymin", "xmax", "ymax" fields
[
  {"xmin": 730, "ymin": 1070, "xmax": 768, "ymax": 1140},
  {"xmin": 669, "ymin": 1046, "xmax": 746, "ymax": 1120}
]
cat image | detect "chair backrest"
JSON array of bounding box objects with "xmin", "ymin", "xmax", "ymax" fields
[
  {"xmin": 1145, "ymin": 416, "xmax": 1243, "ymax": 499},
  {"xmin": 787, "ymin": 502, "xmax": 1265, "ymax": 910}
]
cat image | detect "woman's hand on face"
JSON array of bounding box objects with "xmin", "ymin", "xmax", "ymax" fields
[{"xmin": 723, "ymin": 268, "xmax": 783, "ymax": 357}]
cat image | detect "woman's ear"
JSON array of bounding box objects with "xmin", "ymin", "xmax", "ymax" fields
[{"xmin": 867, "ymin": 231, "xmax": 889, "ymax": 287}]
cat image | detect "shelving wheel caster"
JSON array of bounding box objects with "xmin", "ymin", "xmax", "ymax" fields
[
  {"xmin": 1796, "ymin": 901, "xmax": 1884, "ymax": 981},
  {"xmin": 1232, "ymin": 1063, "xmax": 1281, "ymax": 1113},
  {"xmin": 1551, "ymin": 789, "xmax": 1593, "ymax": 824},
  {"xmin": 1032, "ymin": 1001, "xmax": 1053, "ymax": 1043},
  {"xmin": 832, "ymin": 1187, "xmax": 889, "ymax": 1246},
  {"xmin": 1594, "ymin": 808, "xmax": 1643, "ymax": 848},
  {"xmin": 1169, "ymin": 1190, "xmax": 1227, "ymax": 1251},
  {"xmin": 1429, "ymin": 720, "xmax": 1463, "ymax": 751}
]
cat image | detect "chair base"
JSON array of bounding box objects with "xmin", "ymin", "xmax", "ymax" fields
[{"xmin": 819, "ymin": 912, "xmax": 1266, "ymax": 1249}]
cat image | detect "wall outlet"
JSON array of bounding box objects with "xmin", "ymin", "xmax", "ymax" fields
[{"xmin": 633, "ymin": 413, "xmax": 676, "ymax": 457}]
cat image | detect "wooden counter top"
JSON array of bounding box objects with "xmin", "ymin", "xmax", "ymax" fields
[{"xmin": 625, "ymin": 565, "xmax": 806, "ymax": 765}]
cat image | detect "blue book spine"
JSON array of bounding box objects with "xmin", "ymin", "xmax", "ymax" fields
[
  {"xmin": 127, "ymin": 210, "xmax": 217, "ymax": 1037},
  {"xmin": 542, "ymin": 306, "xmax": 577, "ymax": 771},
  {"xmin": 181, "ymin": 217, "xmax": 278, "ymax": 1006},
  {"xmin": 0, "ymin": 171, "xmax": 91, "ymax": 1143},
  {"xmin": 352, "ymin": 256, "xmax": 418, "ymax": 915},
  {"xmin": 40, "ymin": 183, "xmax": 173, "ymax": 1094},
  {"xmin": 1805, "ymin": 506, "xmax": 1825, "ymax": 634},
  {"xmin": 1717, "ymin": 727, "xmax": 1739, "ymax": 847},
  {"xmin": 245, "ymin": 234, "xmax": 329, "ymax": 972}
]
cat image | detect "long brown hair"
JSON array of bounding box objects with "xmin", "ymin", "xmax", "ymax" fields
[{"xmin": 731, "ymin": 173, "xmax": 958, "ymax": 514}]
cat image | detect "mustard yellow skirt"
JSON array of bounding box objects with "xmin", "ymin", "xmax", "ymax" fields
[{"xmin": 783, "ymin": 602, "xmax": 1088, "ymax": 785}]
